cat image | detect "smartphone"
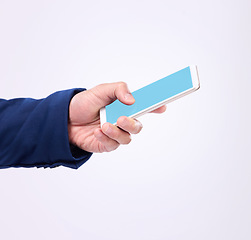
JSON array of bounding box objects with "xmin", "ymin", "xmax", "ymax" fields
[{"xmin": 100, "ymin": 65, "xmax": 200, "ymax": 126}]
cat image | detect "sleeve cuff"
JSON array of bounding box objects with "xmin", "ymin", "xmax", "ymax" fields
[{"xmin": 39, "ymin": 88, "xmax": 93, "ymax": 169}]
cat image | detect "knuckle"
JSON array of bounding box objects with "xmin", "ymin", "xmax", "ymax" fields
[
  {"xmin": 117, "ymin": 81, "xmax": 126, "ymax": 86},
  {"xmin": 117, "ymin": 81, "xmax": 128, "ymax": 90}
]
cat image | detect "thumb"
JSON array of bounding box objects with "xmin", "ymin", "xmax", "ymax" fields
[{"xmin": 90, "ymin": 82, "xmax": 135, "ymax": 109}]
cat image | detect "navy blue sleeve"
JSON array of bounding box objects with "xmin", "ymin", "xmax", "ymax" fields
[{"xmin": 0, "ymin": 89, "xmax": 93, "ymax": 169}]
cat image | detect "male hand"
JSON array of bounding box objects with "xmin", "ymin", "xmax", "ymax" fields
[{"xmin": 68, "ymin": 82, "xmax": 166, "ymax": 153}]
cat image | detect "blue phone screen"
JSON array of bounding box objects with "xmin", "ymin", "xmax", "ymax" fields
[{"xmin": 106, "ymin": 66, "xmax": 193, "ymax": 124}]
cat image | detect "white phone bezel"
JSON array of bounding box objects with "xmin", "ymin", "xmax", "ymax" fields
[
  {"xmin": 100, "ymin": 107, "xmax": 107, "ymax": 127},
  {"xmin": 100, "ymin": 65, "xmax": 200, "ymax": 126}
]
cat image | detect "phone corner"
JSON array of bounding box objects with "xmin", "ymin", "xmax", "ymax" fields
[{"xmin": 190, "ymin": 65, "xmax": 200, "ymax": 91}]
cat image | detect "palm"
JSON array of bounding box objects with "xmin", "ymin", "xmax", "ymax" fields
[{"xmin": 68, "ymin": 89, "xmax": 110, "ymax": 153}]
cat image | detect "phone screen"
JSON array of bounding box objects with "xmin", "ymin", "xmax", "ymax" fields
[{"xmin": 105, "ymin": 66, "xmax": 194, "ymax": 124}]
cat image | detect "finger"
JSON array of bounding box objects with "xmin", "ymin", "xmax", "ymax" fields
[
  {"xmin": 101, "ymin": 122, "xmax": 132, "ymax": 145},
  {"xmin": 90, "ymin": 82, "xmax": 135, "ymax": 109},
  {"xmin": 150, "ymin": 105, "xmax": 167, "ymax": 114},
  {"xmin": 94, "ymin": 128, "xmax": 120, "ymax": 152},
  {"xmin": 117, "ymin": 116, "xmax": 143, "ymax": 134}
]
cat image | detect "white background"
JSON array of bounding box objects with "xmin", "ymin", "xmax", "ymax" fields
[{"xmin": 0, "ymin": 0, "xmax": 251, "ymax": 239}]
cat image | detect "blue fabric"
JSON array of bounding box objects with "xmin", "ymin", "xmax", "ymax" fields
[{"xmin": 0, "ymin": 89, "xmax": 92, "ymax": 169}]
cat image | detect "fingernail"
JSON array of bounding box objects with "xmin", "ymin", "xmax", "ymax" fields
[
  {"xmin": 135, "ymin": 121, "xmax": 143, "ymax": 130},
  {"xmin": 125, "ymin": 93, "xmax": 135, "ymax": 101}
]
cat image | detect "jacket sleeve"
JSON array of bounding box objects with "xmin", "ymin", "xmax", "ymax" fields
[{"xmin": 0, "ymin": 89, "xmax": 93, "ymax": 169}]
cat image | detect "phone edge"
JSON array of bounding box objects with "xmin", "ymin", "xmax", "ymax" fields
[
  {"xmin": 190, "ymin": 65, "xmax": 200, "ymax": 90},
  {"xmin": 100, "ymin": 107, "xmax": 106, "ymax": 127},
  {"xmin": 128, "ymin": 65, "xmax": 200, "ymax": 120}
]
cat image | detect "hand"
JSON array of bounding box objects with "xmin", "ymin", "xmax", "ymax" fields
[{"xmin": 68, "ymin": 82, "xmax": 166, "ymax": 153}]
